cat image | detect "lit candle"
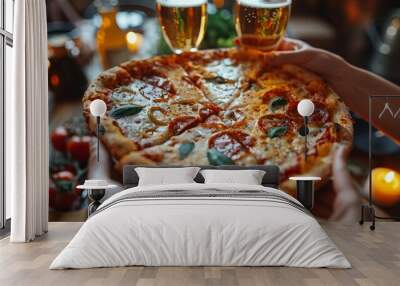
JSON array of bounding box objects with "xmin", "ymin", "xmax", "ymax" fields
[
  {"xmin": 371, "ymin": 167, "xmax": 400, "ymax": 206},
  {"xmin": 213, "ymin": 0, "xmax": 224, "ymax": 8},
  {"xmin": 126, "ymin": 31, "xmax": 142, "ymax": 53}
]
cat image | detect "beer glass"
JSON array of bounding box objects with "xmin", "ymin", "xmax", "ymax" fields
[
  {"xmin": 235, "ymin": 0, "xmax": 291, "ymax": 51},
  {"xmin": 156, "ymin": 0, "xmax": 208, "ymax": 54}
]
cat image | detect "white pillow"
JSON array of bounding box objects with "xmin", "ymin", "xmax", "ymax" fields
[
  {"xmin": 135, "ymin": 167, "xmax": 200, "ymax": 186},
  {"xmin": 200, "ymin": 169, "xmax": 266, "ymax": 185}
]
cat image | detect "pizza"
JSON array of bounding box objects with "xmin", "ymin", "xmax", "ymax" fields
[{"xmin": 83, "ymin": 49, "xmax": 353, "ymax": 194}]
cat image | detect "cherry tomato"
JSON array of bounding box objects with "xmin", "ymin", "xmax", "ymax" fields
[
  {"xmin": 50, "ymin": 164, "xmax": 77, "ymax": 175},
  {"xmin": 52, "ymin": 170, "xmax": 75, "ymax": 181},
  {"xmin": 67, "ymin": 136, "xmax": 91, "ymax": 162},
  {"xmin": 51, "ymin": 126, "xmax": 69, "ymax": 152}
]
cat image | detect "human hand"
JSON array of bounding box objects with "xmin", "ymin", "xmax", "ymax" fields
[
  {"xmin": 265, "ymin": 38, "xmax": 348, "ymax": 81},
  {"xmin": 235, "ymin": 39, "xmax": 363, "ymax": 221},
  {"xmin": 270, "ymin": 41, "xmax": 362, "ymax": 221},
  {"xmin": 266, "ymin": 38, "xmax": 400, "ymax": 143}
]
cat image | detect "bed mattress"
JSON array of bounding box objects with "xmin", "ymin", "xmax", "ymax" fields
[{"xmin": 50, "ymin": 183, "xmax": 350, "ymax": 269}]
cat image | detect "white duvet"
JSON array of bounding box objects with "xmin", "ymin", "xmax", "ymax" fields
[{"xmin": 50, "ymin": 183, "xmax": 351, "ymax": 269}]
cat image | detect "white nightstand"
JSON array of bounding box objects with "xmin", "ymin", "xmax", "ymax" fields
[{"xmin": 289, "ymin": 177, "xmax": 321, "ymax": 210}]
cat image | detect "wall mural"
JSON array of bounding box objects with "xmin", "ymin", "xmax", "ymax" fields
[{"xmin": 47, "ymin": 0, "xmax": 400, "ymax": 222}]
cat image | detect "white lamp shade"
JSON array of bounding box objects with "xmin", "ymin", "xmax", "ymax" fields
[
  {"xmin": 90, "ymin": 99, "xmax": 107, "ymax": 117},
  {"xmin": 297, "ymin": 99, "xmax": 315, "ymax": 117}
]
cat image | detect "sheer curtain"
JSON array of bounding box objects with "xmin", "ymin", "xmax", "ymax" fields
[{"xmin": 7, "ymin": 0, "xmax": 49, "ymax": 242}]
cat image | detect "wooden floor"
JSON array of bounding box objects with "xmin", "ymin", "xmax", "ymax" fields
[{"xmin": 0, "ymin": 222, "xmax": 398, "ymax": 286}]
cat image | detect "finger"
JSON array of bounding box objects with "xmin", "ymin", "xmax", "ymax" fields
[
  {"xmin": 330, "ymin": 201, "xmax": 360, "ymax": 222},
  {"xmin": 234, "ymin": 37, "xmax": 311, "ymax": 53},
  {"xmin": 330, "ymin": 189, "xmax": 360, "ymax": 222},
  {"xmin": 277, "ymin": 38, "xmax": 311, "ymax": 52},
  {"xmin": 268, "ymin": 48, "xmax": 344, "ymax": 78},
  {"xmin": 330, "ymin": 144, "xmax": 361, "ymax": 221},
  {"xmin": 266, "ymin": 50, "xmax": 315, "ymax": 67}
]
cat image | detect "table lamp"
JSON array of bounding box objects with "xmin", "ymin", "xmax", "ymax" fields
[
  {"xmin": 297, "ymin": 99, "xmax": 315, "ymax": 161},
  {"xmin": 90, "ymin": 99, "xmax": 107, "ymax": 162}
]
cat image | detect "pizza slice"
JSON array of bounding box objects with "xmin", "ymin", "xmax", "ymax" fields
[
  {"xmin": 182, "ymin": 55, "xmax": 247, "ymax": 108},
  {"xmin": 120, "ymin": 57, "xmax": 206, "ymax": 105}
]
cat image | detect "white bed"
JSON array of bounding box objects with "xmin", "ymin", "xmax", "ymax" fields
[{"xmin": 50, "ymin": 183, "xmax": 350, "ymax": 269}]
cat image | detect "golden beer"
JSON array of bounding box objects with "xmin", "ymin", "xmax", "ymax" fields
[
  {"xmin": 235, "ymin": 0, "xmax": 291, "ymax": 51},
  {"xmin": 157, "ymin": 0, "xmax": 207, "ymax": 54}
]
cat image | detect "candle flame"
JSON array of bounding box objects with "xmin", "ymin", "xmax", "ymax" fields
[
  {"xmin": 126, "ymin": 32, "xmax": 138, "ymax": 45},
  {"xmin": 384, "ymin": 171, "xmax": 395, "ymax": 183}
]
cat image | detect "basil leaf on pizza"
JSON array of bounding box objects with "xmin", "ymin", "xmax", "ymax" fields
[
  {"xmin": 109, "ymin": 105, "xmax": 143, "ymax": 119},
  {"xmin": 270, "ymin": 97, "xmax": 287, "ymax": 111},
  {"xmin": 179, "ymin": 142, "xmax": 195, "ymax": 160},
  {"xmin": 207, "ymin": 148, "xmax": 235, "ymax": 166},
  {"xmin": 268, "ymin": 126, "xmax": 288, "ymax": 138}
]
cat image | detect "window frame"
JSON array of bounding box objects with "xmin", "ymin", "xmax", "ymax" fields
[{"xmin": 0, "ymin": 0, "xmax": 13, "ymax": 231}]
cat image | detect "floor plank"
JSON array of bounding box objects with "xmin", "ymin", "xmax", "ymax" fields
[{"xmin": 0, "ymin": 222, "xmax": 398, "ymax": 286}]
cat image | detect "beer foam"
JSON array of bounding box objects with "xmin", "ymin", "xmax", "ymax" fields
[
  {"xmin": 157, "ymin": 0, "xmax": 207, "ymax": 7},
  {"xmin": 238, "ymin": 0, "xmax": 291, "ymax": 8}
]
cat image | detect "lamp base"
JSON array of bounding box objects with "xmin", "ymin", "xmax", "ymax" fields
[{"xmin": 88, "ymin": 188, "xmax": 106, "ymax": 216}]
